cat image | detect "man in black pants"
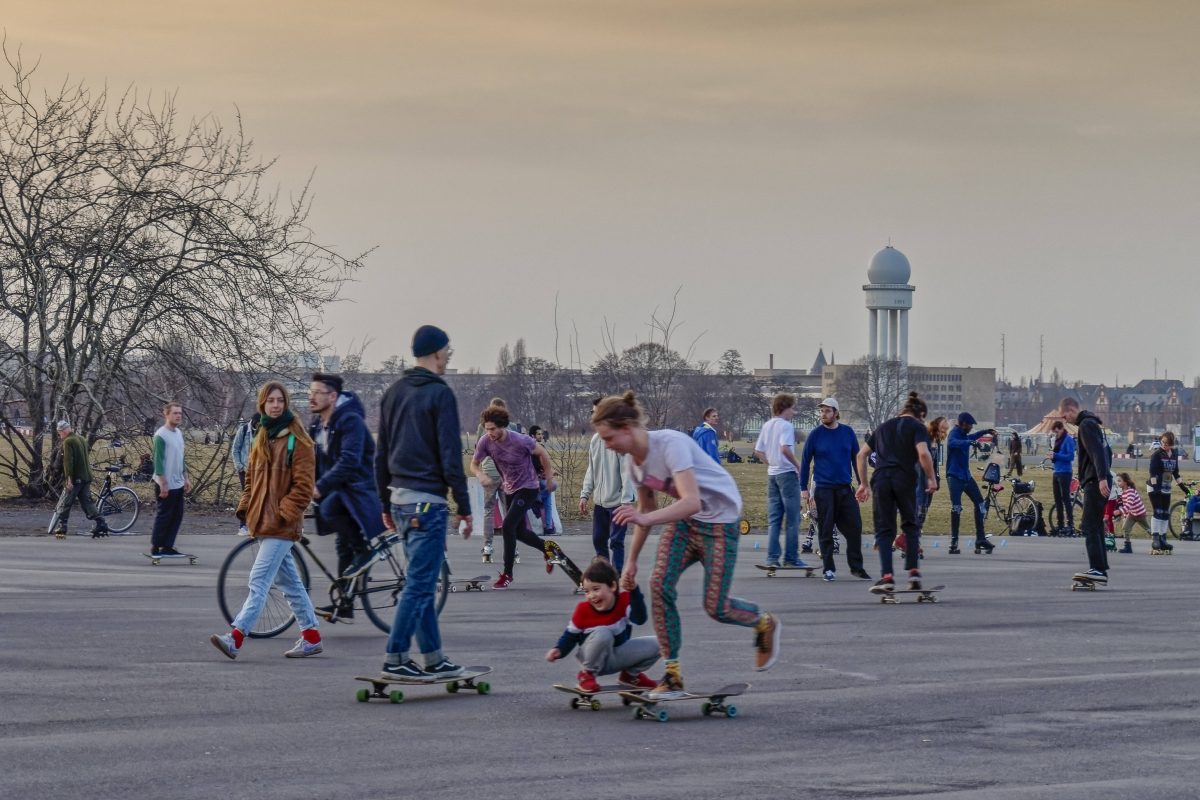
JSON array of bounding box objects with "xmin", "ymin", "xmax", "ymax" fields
[
  {"xmin": 856, "ymin": 392, "xmax": 937, "ymax": 593},
  {"xmin": 799, "ymin": 398, "xmax": 870, "ymax": 581},
  {"xmin": 1059, "ymin": 397, "xmax": 1112, "ymax": 584}
]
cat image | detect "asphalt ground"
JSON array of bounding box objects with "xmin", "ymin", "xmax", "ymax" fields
[{"xmin": 3, "ymin": 509, "xmax": 1199, "ymax": 800}]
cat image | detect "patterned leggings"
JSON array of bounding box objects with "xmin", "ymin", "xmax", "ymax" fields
[{"xmin": 650, "ymin": 519, "xmax": 761, "ymax": 661}]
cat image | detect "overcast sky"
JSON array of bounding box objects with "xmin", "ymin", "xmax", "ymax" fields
[{"xmin": 8, "ymin": 1, "xmax": 1199, "ymax": 384}]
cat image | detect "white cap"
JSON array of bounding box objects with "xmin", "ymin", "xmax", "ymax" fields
[
  {"xmin": 56, "ymin": 420, "xmax": 71, "ymax": 431},
  {"xmin": 818, "ymin": 397, "xmax": 839, "ymax": 411}
]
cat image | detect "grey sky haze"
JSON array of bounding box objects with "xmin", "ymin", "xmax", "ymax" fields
[{"xmin": 7, "ymin": 1, "xmax": 1199, "ymax": 385}]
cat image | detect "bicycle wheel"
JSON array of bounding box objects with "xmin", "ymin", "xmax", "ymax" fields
[
  {"xmin": 1009, "ymin": 495, "xmax": 1037, "ymax": 534},
  {"xmin": 359, "ymin": 551, "xmax": 450, "ymax": 634},
  {"xmin": 97, "ymin": 486, "xmax": 139, "ymax": 533},
  {"xmin": 217, "ymin": 537, "xmax": 311, "ymax": 638},
  {"xmin": 1168, "ymin": 500, "xmax": 1187, "ymax": 539}
]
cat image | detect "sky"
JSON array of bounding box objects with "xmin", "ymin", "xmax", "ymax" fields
[{"xmin": 6, "ymin": 1, "xmax": 1199, "ymax": 384}]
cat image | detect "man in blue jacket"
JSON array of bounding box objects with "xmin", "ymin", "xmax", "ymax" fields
[
  {"xmin": 691, "ymin": 408, "xmax": 722, "ymax": 464},
  {"xmin": 946, "ymin": 412, "xmax": 996, "ymax": 555},
  {"xmin": 373, "ymin": 325, "xmax": 473, "ymax": 681},
  {"xmin": 308, "ymin": 372, "xmax": 388, "ymax": 622}
]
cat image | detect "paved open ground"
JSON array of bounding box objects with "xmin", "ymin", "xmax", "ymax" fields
[{"xmin": 3, "ymin": 509, "xmax": 1199, "ymax": 800}]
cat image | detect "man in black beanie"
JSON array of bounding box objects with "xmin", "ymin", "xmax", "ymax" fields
[{"xmin": 372, "ymin": 325, "xmax": 474, "ymax": 680}]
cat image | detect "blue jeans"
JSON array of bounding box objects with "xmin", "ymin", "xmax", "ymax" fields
[
  {"xmin": 767, "ymin": 472, "xmax": 801, "ymax": 564},
  {"xmin": 232, "ymin": 537, "xmax": 317, "ymax": 634},
  {"xmin": 591, "ymin": 504, "xmax": 628, "ymax": 572},
  {"xmin": 386, "ymin": 502, "xmax": 448, "ymax": 665}
]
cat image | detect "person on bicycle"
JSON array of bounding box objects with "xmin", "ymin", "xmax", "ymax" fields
[
  {"xmin": 1050, "ymin": 420, "xmax": 1077, "ymax": 534},
  {"xmin": 373, "ymin": 325, "xmax": 473, "ymax": 681},
  {"xmin": 307, "ymin": 372, "xmax": 387, "ymax": 622},
  {"xmin": 1147, "ymin": 432, "xmax": 1180, "ymax": 554},
  {"xmin": 945, "ymin": 412, "xmax": 995, "ymax": 555},
  {"xmin": 52, "ymin": 421, "xmax": 110, "ymax": 538},
  {"xmin": 210, "ymin": 381, "xmax": 322, "ymax": 660}
]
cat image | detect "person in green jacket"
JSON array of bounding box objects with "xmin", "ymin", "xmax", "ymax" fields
[{"xmin": 54, "ymin": 421, "xmax": 110, "ymax": 538}]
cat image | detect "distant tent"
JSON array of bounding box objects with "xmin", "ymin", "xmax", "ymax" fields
[{"xmin": 1026, "ymin": 412, "xmax": 1078, "ymax": 436}]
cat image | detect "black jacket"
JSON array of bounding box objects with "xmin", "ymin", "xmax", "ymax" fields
[
  {"xmin": 310, "ymin": 392, "xmax": 386, "ymax": 539},
  {"xmin": 375, "ymin": 367, "xmax": 470, "ymax": 514},
  {"xmin": 1074, "ymin": 410, "xmax": 1111, "ymax": 488}
]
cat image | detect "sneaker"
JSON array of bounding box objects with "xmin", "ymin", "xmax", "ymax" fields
[
  {"xmin": 754, "ymin": 613, "xmax": 781, "ymax": 671},
  {"xmin": 237, "ymin": 525, "xmax": 250, "ymax": 537},
  {"xmin": 315, "ymin": 603, "xmax": 354, "ymax": 623},
  {"xmin": 850, "ymin": 568, "xmax": 872, "ymax": 580},
  {"xmin": 800, "ymin": 544, "xmax": 814, "ymax": 554},
  {"xmin": 783, "ymin": 559, "xmax": 809, "ymax": 568},
  {"xmin": 908, "ymin": 570, "xmax": 922, "ymax": 591},
  {"xmin": 1073, "ymin": 568, "xmax": 1108, "ymax": 584},
  {"xmin": 381, "ymin": 659, "xmax": 430, "ymax": 681},
  {"xmin": 576, "ymin": 669, "xmax": 601, "ymax": 693},
  {"xmin": 209, "ymin": 632, "xmax": 238, "ymax": 660},
  {"xmin": 822, "ymin": 569, "xmax": 836, "ymax": 582},
  {"xmin": 618, "ymin": 671, "xmax": 657, "ymax": 691},
  {"xmin": 491, "ymin": 573, "xmax": 513, "ymax": 590},
  {"xmin": 764, "ymin": 559, "xmax": 781, "ymax": 568},
  {"xmin": 870, "ymin": 575, "xmax": 895, "ymax": 594},
  {"xmin": 648, "ymin": 662, "xmax": 686, "ymax": 700},
  {"xmin": 424, "ymin": 659, "xmax": 464, "ymax": 679},
  {"xmin": 160, "ymin": 547, "xmax": 182, "ymax": 557},
  {"xmin": 481, "ymin": 543, "xmax": 493, "ymax": 556},
  {"xmin": 284, "ymin": 637, "xmax": 323, "ymax": 658}
]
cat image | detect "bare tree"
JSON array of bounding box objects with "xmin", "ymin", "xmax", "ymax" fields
[
  {"xmin": 0, "ymin": 49, "xmax": 366, "ymax": 497},
  {"xmin": 834, "ymin": 357, "xmax": 924, "ymax": 431}
]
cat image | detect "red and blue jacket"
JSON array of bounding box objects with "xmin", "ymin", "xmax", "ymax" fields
[{"xmin": 554, "ymin": 587, "xmax": 648, "ymax": 656}]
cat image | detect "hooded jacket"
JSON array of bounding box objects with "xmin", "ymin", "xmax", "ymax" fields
[
  {"xmin": 375, "ymin": 367, "xmax": 471, "ymax": 514},
  {"xmin": 1051, "ymin": 432, "xmax": 1076, "ymax": 475},
  {"xmin": 310, "ymin": 391, "xmax": 386, "ymax": 539},
  {"xmin": 945, "ymin": 425, "xmax": 989, "ymax": 481},
  {"xmin": 1074, "ymin": 410, "xmax": 1111, "ymax": 488}
]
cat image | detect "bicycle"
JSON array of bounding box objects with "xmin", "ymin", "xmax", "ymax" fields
[
  {"xmin": 48, "ymin": 463, "xmax": 141, "ymax": 536},
  {"xmin": 1167, "ymin": 480, "xmax": 1198, "ymax": 540},
  {"xmin": 217, "ymin": 528, "xmax": 450, "ymax": 638},
  {"xmin": 980, "ymin": 474, "xmax": 1039, "ymax": 535}
]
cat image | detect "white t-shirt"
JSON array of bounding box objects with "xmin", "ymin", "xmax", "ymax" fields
[
  {"xmin": 755, "ymin": 416, "xmax": 797, "ymax": 476},
  {"xmin": 630, "ymin": 429, "xmax": 743, "ymax": 525}
]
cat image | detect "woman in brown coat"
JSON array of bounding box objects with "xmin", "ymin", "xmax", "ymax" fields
[{"xmin": 210, "ymin": 382, "xmax": 321, "ymax": 659}]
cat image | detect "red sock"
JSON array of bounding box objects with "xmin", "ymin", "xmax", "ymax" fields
[
  {"xmin": 231, "ymin": 629, "xmax": 245, "ymax": 648},
  {"xmin": 302, "ymin": 628, "xmax": 321, "ymax": 645}
]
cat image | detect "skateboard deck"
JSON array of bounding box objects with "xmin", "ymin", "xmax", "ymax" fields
[
  {"xmin": 448, "ymin": 574, "xmax": 490, "ymax": 592},
  {"xmin": 545, "ymin": 542, "xmax": 583, "ymax": 587},
  {"xmin": 143, "ymin": 552, "xmax": 198, "ymax": 566},
  {"xmin": 1071, "ymin": 575, "xmax": 1105, "ymax": 591},
  {"xmin": 620, "ymin": 682, "xmax": 748, "ymax": 722},
  {"xmin": 354, "ymin": 666, "xmax": 492, "ymax": 704},
  {"xmin": 871, "ymin": 584, "xmax": 944, "ymax": 604},
  {"xmin": 553, "ymin": 683, "xmax": 644, "ymax": 711},
  {"xmin": 755, "ymin": 564, "xmax": 817, "ymax": 578}
]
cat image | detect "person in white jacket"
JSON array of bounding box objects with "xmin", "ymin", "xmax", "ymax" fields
[{"xmin": 579, "ymin": 398, "xmax": 636, "ymax": 571}]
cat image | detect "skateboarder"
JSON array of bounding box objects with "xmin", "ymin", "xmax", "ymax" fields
[
  {"xmin": 52, "ymin": 421, "xmax": 111, "ymax": 538},
  {"xmin": 150, "ymin": 402, "xmax": 191, "ymax": 557},
  {"xmin": 1059, "ymin": 397, "xmax": 1112, "ymax": 584},
  {"xmin": 545, "ymin": 558, "xmax": 658, "ymax": 692},
  {"xmin": 855, "ymin": 392, "xmax": 938, "ymax": 594},
  {"xmin": 594, "ymin": 391, "xmax": 781, "ymax": 700},
  {"xmin": 210, "ymin": 382, "xmax": 322, "ymax": 659}
]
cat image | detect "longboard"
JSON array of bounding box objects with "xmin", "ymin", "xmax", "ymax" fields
[
  {"xmin": 448, "ymin": 574, "xmax": 490, "ymax": 592},
  {"xmin": 620, "ymin": 682, "xmax": 748, "ymax": 722},
  {"xmin": 871, "ymin": 584, "xmax": 944, "ymax": 604},
  {"xmin": 553, "ymin": 683, "xmax": 644, "ymax": 711},
  {"xmin": 1071, "ymin": 575, "xmax": 1105, "ymax": 591},
  {"xmin": 754, "ymin": 564, "xmax": 818, "ymax": 578},
  {"xmin": 354, "ymin": 666, "xmax": 493, "ymax": 704},
  {"xmin": 143, "ymin": 552, "xmax": 197, "ymax": 566}
]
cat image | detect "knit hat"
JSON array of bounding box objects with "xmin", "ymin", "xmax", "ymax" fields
[
  {"xmin": 412, "ymin": 325, "xmax": 450, "ymax": 358},
  {"xmin": 958, "ymin": 412, "xmax": 977, "ymax": 426},
  {"xmin": 56, "ymin": 420, "xmax": 71, "ymax": 431}
]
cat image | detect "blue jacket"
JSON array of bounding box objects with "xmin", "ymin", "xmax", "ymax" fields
[
  {"xmin": 1051, "ymin": 434, "xmax": 1076, "ymax": 475},
  {"xmin": 946, "ymin": 426, "xmax": 988, "ymax": 481},
  {"xmin": 310, "ymin": 392, "xmax": 386, "ymax": 539},
  {"xmin": 692, "ymin": 424, "xmax": 721, "ymax": 464}
]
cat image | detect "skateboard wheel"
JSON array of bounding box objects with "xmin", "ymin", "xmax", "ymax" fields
[
  {"xmin": 655, "ymin": 709, "xmax": 669, "ymax": 723},
  {"xmin": 589, "ymin": 699, "xmax": 601, "ymax": 711},
  {"xmin": 621, "ymin": 697, "xmax": 632, "ymax": 706},
  {"xmin": 446, "ymin": 682, "xmax": 459, "ymax": 694},
  {"xmin": 725, "ymin": 705, "xmax": 738, "ymax": 718},
  {"xmin": 450, "ymin": 585, "xmax": 457, "ymax": 593},
  {"xmin": 632, "ymin": 707, "xmax": 645, "ymax": 720},
  {"xmin": 388, "ymin": 690, "xmax": 404, "ymax": 704},
  {"xmin": 476, "ymin": 681, "xmax": 491, "ymax": 695},
  {"xmin": 570, "ymin": 698, "xmax": 579, "ymax": 710},
  {"xmin": 701, "ymin": 702, "xmax": 712, "ymax": 716},
  {"xmin": 356, "ymin": 688, "xmax": 370, "ymax": 703},
  {"xmin": 738, "ymin": 520, "xmax": 750, "ymax": 535}
]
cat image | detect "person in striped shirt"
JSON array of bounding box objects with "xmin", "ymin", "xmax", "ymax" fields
[{"xmin": 1112, "ymin": 473, "xmax": 1149, "ymax": 553}]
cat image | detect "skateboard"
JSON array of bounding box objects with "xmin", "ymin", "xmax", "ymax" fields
[
  {"xmin": 354, "ymin": 666, "xmax": 493, "ymax": 704},
  {"xmin": 143, "ymin": 552, "xmax": 198, "ymax": 566},
  {"xmin": 448, "ymin": 574, "xmax": 490, "ymax": 592},
  {"xmin": 553, "ymin": 683, "xmax": 643, "ymax": 711},
  {"xmin": 871, "ymin": 584, "xmax": 944, "ymax": 604},
  {"xmin": 620, "ymin": 682, "xmax": 748, "ymax": 723},
  {"xmin": 1071, "ymin": 575, "xmax": 1105, "ymax": 591},
  {"xmin": 544, "ymin": 541, "xmax": 583, "ymax": 587},
  {"xmin": 754, "ymin": 564, "xmax": 817, "ymax": 578}
]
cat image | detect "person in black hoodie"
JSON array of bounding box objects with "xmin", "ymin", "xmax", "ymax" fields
[
  {"xmin": 1059, "ymin": 397, "xmax": 1113, "ymax": 584},
  {"xmin": 372, "ymin": 325, "xmax": 474, "ymax": 681},
  {"xmin": 308, "ymin": 372, "xmax": 388, "ymax": 621}
]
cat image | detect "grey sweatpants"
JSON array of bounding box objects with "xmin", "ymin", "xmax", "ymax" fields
[{"xmin": 575, "ymin": 628, "xmax": 660, "ymax": 676}]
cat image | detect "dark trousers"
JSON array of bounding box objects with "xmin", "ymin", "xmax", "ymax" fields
[
  {"xmin": 1081, "ymin": 482, "xmax": 1109, "ymax": 573},
  {"xmin": 150, "ymin": 487, "xmax": 185, "ymax": 550},
  {"xmin": 813, "ymin": 485, "xmax": 864, "ymax": 573},
  {"xmin": 592, "ymin": 504, "xmax": 628, "ymax": 572},
  {"xmin": 502, "ymin": 488, "xmax": 547, "ymax": 575},
  {"xmin": 59, "ymin": 479, "xmax": 104, "ymax": 528},
  {"xmin": 1007, "ymin": 454, "xmax": 1023, "ymax": 477},
  {"xmin": 872, "ymin": 474, "xmax": 920, "ymax": 576},
  {"xmin": 948, "ymin": 475, "xmax": 986, "ymax": 543},
  {"xmin": 1052, "ymin": 473, "xmax": 1074, "ymax": 529}
]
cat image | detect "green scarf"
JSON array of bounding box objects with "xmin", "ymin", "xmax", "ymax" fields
[{"xmin": 260, "ymin": 409, "xmax": 295, "ymax": 440}]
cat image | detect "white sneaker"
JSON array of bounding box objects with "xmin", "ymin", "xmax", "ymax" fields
[
  {"xmin": 284, "ymin": 637, "xmax": 323, "ymax": 658},
  {"xmin": 210, "ymin": 633, "xmax": 238, "ymax": 660},
  {"xmin": 237, "ymin": 525, "xmax": 249, "ymax": 537}
]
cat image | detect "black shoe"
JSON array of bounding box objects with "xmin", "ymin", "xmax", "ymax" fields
[
  {"xmin": 974, "ymin": 540, "xmax": 994, "ymax": 554},
  {"xmin": 1118, "ymin": 540, "xmax": 1132, "ymax": 554},
  {"xmin": 850, "ymin": 568, "xmax": 872, "ymax": 580},
  {"xmin": 800, "ymin": 545, "xmax": 814, "ymax": 554},
  {"xmin": 381, "ymin": 660, "xmax": 431, "ymax": 681},
  {"xmin": 160, "ymin": 547, "xmax": 181, "ymax": 556},
  {"xmin": 423, "ymin": 659, "xmax": 464, "ymax": 679}
]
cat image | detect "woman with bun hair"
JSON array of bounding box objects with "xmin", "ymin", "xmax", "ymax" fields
[{"xmin": 593, "ymin": 391, "xmax": 780, "ymax": 700}]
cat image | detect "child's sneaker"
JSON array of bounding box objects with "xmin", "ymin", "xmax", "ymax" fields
[
  {"xmin": 754, "ymin": 613, "xmax": 781, "ymax": 671},
  {"xmin": 381, "ymin": 659, "xmax": 430, "ymax": 681},
  {"xmin": 869, "ymin": 574, "xmax": 895, "ymax": 594},
  {"xmin": 424, "ymin": 659, "xmax": 464, "ymax": 679},
  {"xmin": 618, "ymin": 670, "xmax": 657, "ymax": 691},
  {"xmin": 284, "ymin": 636, "xmax": 323, "ymax": 658},
  {"xmin": 648, "ymin": 661, "xmax": 685, "ymax": 700},
  {"xmin": 907, "ymin": 569, "xmax": 922, "ymax": 591},
  {"xmin": 491, "ymin": 573, "xmax": 513, "ymax": 590},
  {"xmin": 576, "ymin": 670, "xmax": 601, "ymax": 693},
  {"xmin": 210, "ymin": 632, "xmax": 239, "ymax": 660}
]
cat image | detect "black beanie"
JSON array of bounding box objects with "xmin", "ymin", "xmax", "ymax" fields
[{"xmin": 412, "ymin": 325, "xmax": 450, "ymax": 358}]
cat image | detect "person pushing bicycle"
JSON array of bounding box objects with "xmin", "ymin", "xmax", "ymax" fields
[{"xmin": 52, "ymin": 421, "xmax": 110, "ymax": 539}]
